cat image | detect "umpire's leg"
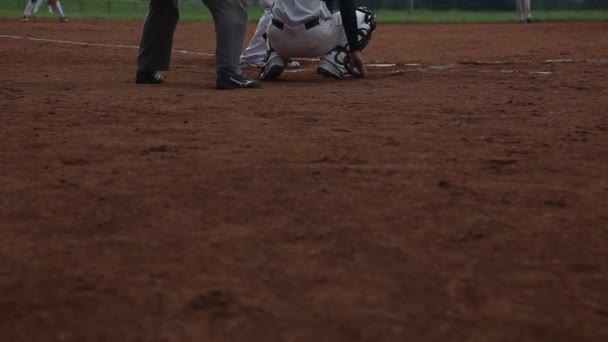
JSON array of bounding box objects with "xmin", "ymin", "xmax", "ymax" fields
[
  {"xmin": 202, "ymin": 0, "xmax": 248, "ymax": 76},
  {"xmin": 137, "ymin": 0, "xmax": 179, "ymax": 71}
]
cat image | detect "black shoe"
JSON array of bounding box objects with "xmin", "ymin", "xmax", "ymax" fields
[
  {"xmin": 135, "ymin": 70, "xmax": 165, "ymax": 84},
  {"xmin": 260, "ymin": 50, "xmax": 286, "ymax": 81},
  {"xmin": 216, "ymin": 72, "xmax": 261, "ymax": 90}
]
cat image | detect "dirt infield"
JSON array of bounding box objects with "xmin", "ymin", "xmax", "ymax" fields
[{"xmin": 1, "ymin": 18, "xmax": 608, "ymax": 341}]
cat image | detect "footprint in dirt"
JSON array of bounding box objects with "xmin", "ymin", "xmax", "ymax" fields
[{"xmin": 184, "ymin": 290, "xmax": 282, "ymax": 340}]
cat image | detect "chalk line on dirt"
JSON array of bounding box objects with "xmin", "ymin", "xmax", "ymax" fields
[
  {"xmin": 0, "ymin": 34, "xmax": 400, "ymax": 68},
  {"xmin": 0, "ymin": 34, "xmax": 215, "ymax": 56},
  {"xmin": 3, "ymin": 34, "xmax": 594, "ymax": 74}
]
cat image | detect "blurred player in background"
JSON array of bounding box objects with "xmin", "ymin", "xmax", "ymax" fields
[
  {"xmin": 239, "ymin": 0, "xmax": 334, "ymax": 69},
  {"xmin": 21, "ymin": 0, "xmax": 69, "ymax": 23},
  {"xmin": 515, "ymin": 0, "xmax": 532, "ymax": 23},
  {"xmin": 259, "ymin": 0, "xmax": 376, "ymax": 81}
]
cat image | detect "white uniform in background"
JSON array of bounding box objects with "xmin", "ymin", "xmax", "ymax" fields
[
  {"xmin": 33, "ymin": 0, "xmax": 43, "ymax": 14},
  {"xmin": 22, "ymin": 0, "xmax": 69, "ymax": 22},
  {"xmin": 515, "ymin": 0, "xmax": 532, "ymax": 23}
]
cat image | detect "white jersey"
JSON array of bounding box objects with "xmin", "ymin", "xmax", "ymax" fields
[{"xmin": 272, "ymin": 0, "xmax": 332, "ymax": 27}]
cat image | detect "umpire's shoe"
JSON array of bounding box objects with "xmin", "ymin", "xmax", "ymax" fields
[
  {"xmin": 135, "ymin": 70, "xmax": 165, "ymax": 84},
  {"xmin": 216, "ymin": 72, "xmax": 261, "ymax": 90},
  {"xmin": 260, "ymin": 50, "xmax": 286, "ymax": 81}
]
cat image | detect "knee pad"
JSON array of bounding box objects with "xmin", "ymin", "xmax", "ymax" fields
[{"xmin": 355, "ymin": 7, "xmax": 377, "ymax": 51}]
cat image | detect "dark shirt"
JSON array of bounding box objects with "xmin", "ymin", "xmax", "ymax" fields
[{"xmin": 338, "ymin": 0, "xmax": 360, "ymax": 51}]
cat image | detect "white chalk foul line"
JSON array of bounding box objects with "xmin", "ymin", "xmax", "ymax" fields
[
  {"xmin": 1, "ymin": 34, "xmax": 402, "ymax": 68},
  {"xmin": 0, "ymin": 34, "xmax": 402, "ymax": 66},
  {"xmin": 0, "ymin": 34, "xmax": 215, "ymax": 56},
  {"xmin": 545, "ymin": 58, "xmax": 577, "ymax": 63},
  {"xmin": 545, "ymin": 58, "xmax": 608, "ymax": 64},
  {"xmin": 3, "ymin": 34, "xmax": 596, "ymax": 74},
  {"xmin": 368, "ymin": 63, "xmax": 397, "ymax": 67}
]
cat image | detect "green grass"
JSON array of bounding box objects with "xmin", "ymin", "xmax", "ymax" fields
[
  {"xmin": 0, "ymin": 1, "xmax": 221, "ymax": 20},
  {"xmin": 0, "ymin": 0, "xmax": 607, "ymax": 23}
]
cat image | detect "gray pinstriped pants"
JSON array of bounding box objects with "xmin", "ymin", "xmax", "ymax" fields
[{"xmin": 136, "ymin": 0, "xmax": 248, "ymax": 77}]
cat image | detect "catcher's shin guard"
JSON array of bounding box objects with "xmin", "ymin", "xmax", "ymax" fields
[
  {"xmin": 317, "ymin": 8, "xmax": 377, "ymax": 78},
  {"xmin": 355, "ymin": 7, "xmax": 377, "ymax": 51}
]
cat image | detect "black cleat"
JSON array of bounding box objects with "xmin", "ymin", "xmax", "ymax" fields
[
  {"xmin": 216, "ymin": 72, "xmax": 261, "ymax": 90},
  {"xmin": 260, "ymin": 64, "xmax": 285, "ymax": 81},
  {"xmin": 259, "ymin": 50, "xmax": 286, "ymax": 81},
  {"xmin": 316, "ymin": 66, "xmax": 341, "ymax": 79},
  {"xmin": 136, "ymin": 70, "xmax": 165, "ymax": 84}
]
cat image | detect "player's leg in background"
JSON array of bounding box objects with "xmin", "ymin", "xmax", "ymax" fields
[
  {"xmin": 22, "ymin": 0, "xmax": 37, "ymax": 20},
  {"xmin": 136, "ymin": 0, "xmax": 179, "ymax": 83},
  {"xmin": 33, "ymin": 0, "xmax": 42, "ymax": 14},
  {"xmin": 515, "ymin": 0, "xmax": 524, "ymax": 22},
  {"xmin": 524, "ymin": 0, "xmax": 532, "ymax": 22},
  {"xmin": 240, "ymin": 0, "xmax": 273, "ymax": 68},
  {"xmin": 48, "ymin": 0, "xmax": 69, "ymax": 22},
  {"xmin": 318, "ymin": 7, "xmax": 376, "ymax": 79}
]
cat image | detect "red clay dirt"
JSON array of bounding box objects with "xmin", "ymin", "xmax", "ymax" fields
[{"xmin": 1, "ymin": 18, "xmax": 608, "ymax": 341}]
